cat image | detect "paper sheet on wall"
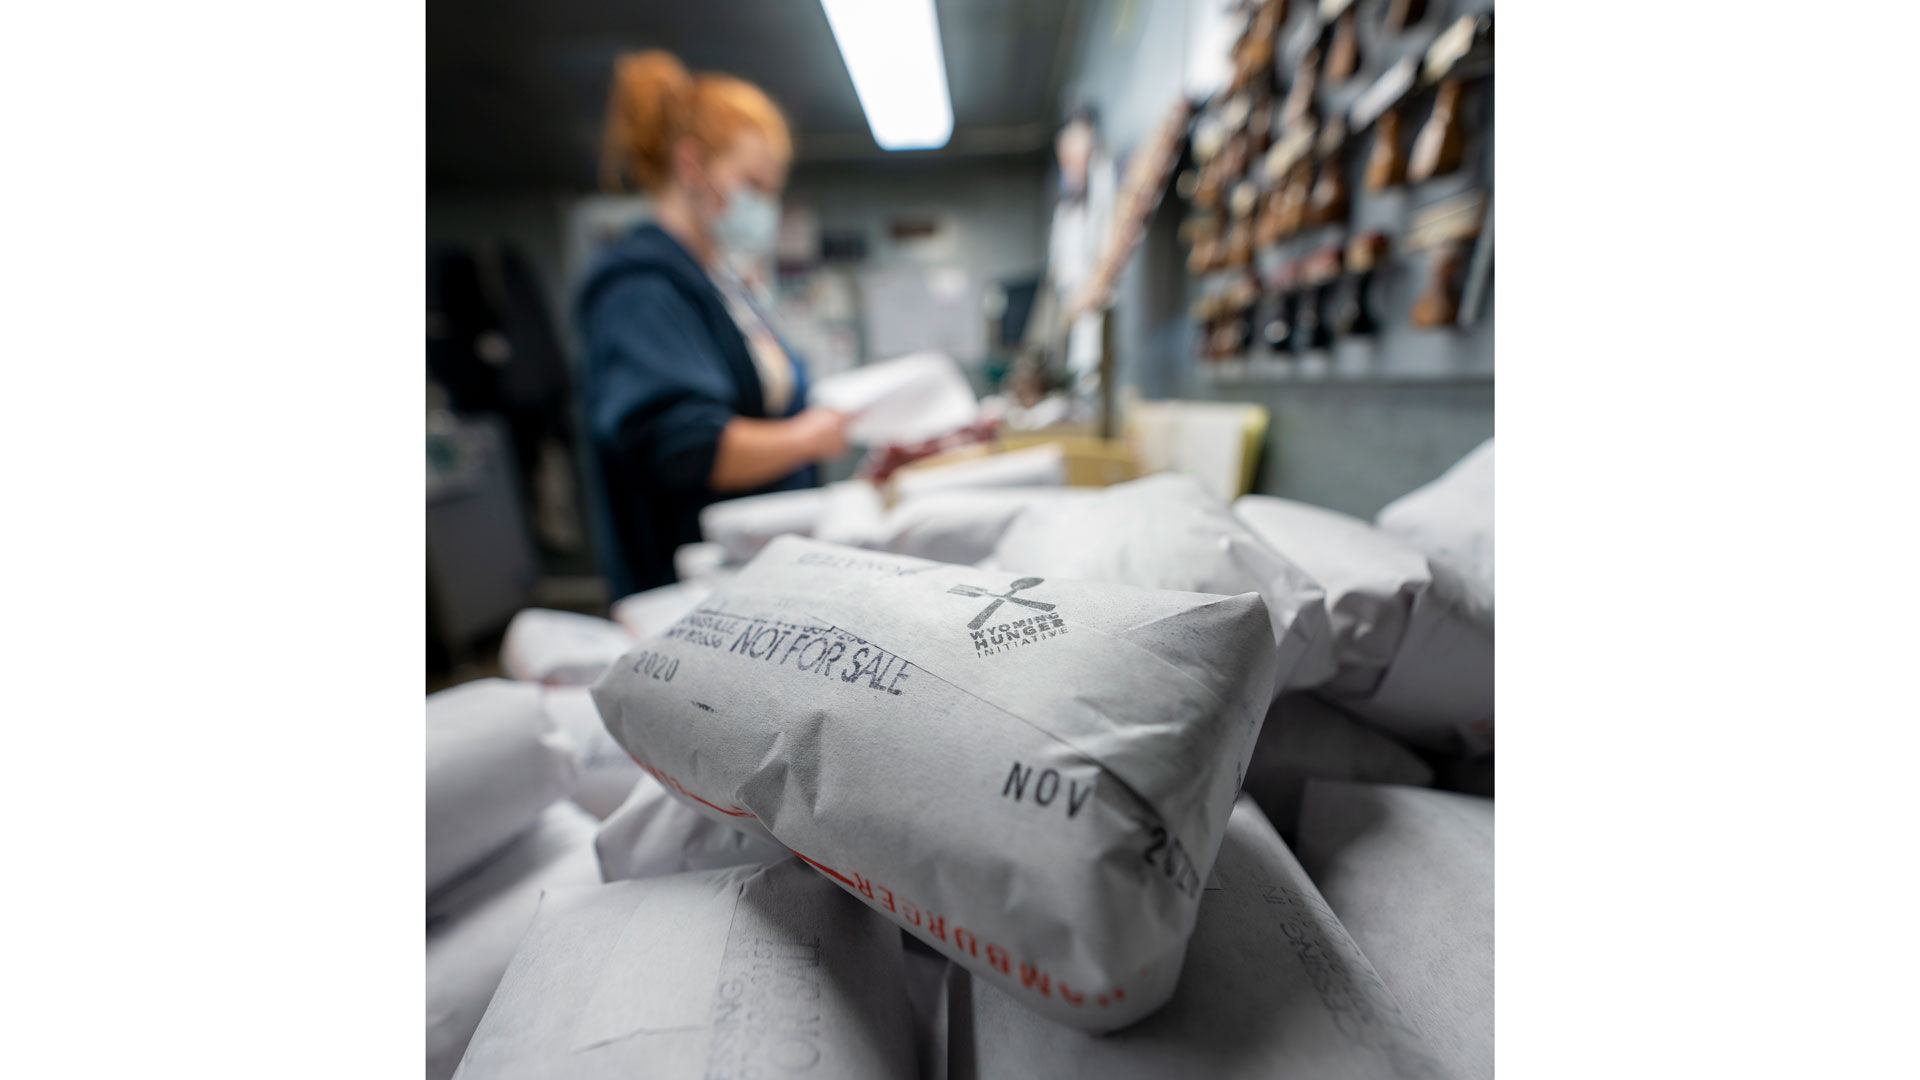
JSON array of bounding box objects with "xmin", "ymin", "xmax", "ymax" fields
[{"xmin": 857, "ymin": 266, "xmax": 987, "ymax": 368}]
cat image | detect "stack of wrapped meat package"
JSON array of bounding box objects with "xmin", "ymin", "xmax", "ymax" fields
[{"xmin": 428, "ymin": 435, "xmax": 1495, "ymax": 1080}]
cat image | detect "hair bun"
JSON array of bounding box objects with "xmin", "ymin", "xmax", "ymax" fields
[
  {"xmin": 600, "ymin": 49, "xmax": 791, "ymax": 194},
  {"xmin": 602, "ymin": 50, "xmax": 692, "ymax": 192}
]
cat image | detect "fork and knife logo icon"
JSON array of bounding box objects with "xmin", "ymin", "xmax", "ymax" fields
[{"xmin": 948, "ymin": 577, "xmax": 1056, "ymax": 631}]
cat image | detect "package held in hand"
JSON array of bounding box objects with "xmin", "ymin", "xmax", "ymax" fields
[
  {"xmin": 591, "ymin": 536, "xmax": 1279, "ymax": 1032},
  {"xmin": 810, "ymin": 351, "xmax": 980, "ymax": 446}
]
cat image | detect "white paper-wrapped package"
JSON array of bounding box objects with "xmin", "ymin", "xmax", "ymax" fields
[
  {"xmin": 540, "ymin": 686, "xmax": 642, "ymax": 820},
  {"xmin": 454, "ymin": 858, "xmax": 919, "ymax": 1079},
  {"xmin": 812, "ymin": 479, "xmax": 888, "ymax": 548},
  {"xmin": 892, "ymin": 443, "xmax": 1066, "ymax": 500},
  {"xmin": 1295, "ymin": 781, "xmax": 1494, "ymax": 1080},
  {"xmin": 810, "ymin": 350, "xmax": 979, "ymax": 446},
  {"xmin": 1240, "ymin": 693, "xmax": 1434, "ymax": 838},
  {"xmin": 426, "ymin": 801, "xmax": 600, "ymax": 1080},
  {"xmin": 1353, "ymin": 559, "xmax": 1495, "ymax": 753},
  {"xmin": 674, "ymin": 540, "xmax": 729, "ymax": 582},
  {"xmin": 591, "ymin": 535, "xmax": 1281, "ymax": 1032},
  {"xmin": 1233, "ymin": 495, "xmax": 1494, "ymax": 752},
  {"xmin": 595, "ymin": 768, "xmax": 790, "ymax": 882},
  {"xmin": 497, "ymin": 608, "xmax": 634, "ymax": 686},
  {"xmin": 610, "ymin": 580, "xmax": 718, "ymax": 641},
  {"xmin": 992, "ymin": 473, "xmax": 1337, "ymax": 694},
  {"xmin": 1376, "ymin": 438, "xmax": 1494, "ymax": 589},
  {"xmin": 699, "ymin": 487, "xmax": 828, "ymax": 565},
  {"xmin": 951, "ymin": 798, "xmax": 1453, "ymax": 1078},
  {"xmin": 902, "ymin": 945, "xmax": 956, "ymax": 1080},
  {"xmin": 874, "ymin": 487, "xmax": 1094, "ymax": 566},
  {"xmin": 426, "ymin": 679, "xmax": 576, "ymax": 896}
]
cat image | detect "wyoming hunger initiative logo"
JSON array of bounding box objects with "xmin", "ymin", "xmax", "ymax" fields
[{"xmin": 947, "ymin": 576, "xmax": 1069, "ymax": 657}]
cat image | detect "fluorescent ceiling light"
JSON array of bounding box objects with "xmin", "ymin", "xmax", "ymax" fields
[{"xmin": 820, "ymin": 0, "xmax": 954, "ymax": 151}]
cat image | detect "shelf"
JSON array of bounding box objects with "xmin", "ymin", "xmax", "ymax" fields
[{"xmin": 1197, "ymin": 349, "xmax": 1493, "ymax": 386}]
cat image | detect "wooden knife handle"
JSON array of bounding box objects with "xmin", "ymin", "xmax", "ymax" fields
[
  {"xmin": 1384, "ymin": 0, "xmax": 1427, "ymax": 33},
  {"xmin": 1408, "ymin": 79, "xmax": 1466, "ymax": 183},
  {"xmin": 1411, "ymin": 238, "xmax": 1467, "ymax": 327},
  {"xmin": 1366, "ymin": 108, "xmax": 1407, "ymax": 190},
  {"xmin": 1326, "ymin": 9, "xmax": 1361, "ymax": 85},
  {"xmin": 1307, "ymin": 152, "xmax": 1350, "ymax": 227}
]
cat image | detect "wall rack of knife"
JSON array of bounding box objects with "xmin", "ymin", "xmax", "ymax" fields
[{"xmin": 1179, "ymin": 0, "xmax": 1494, "ymax": 384}]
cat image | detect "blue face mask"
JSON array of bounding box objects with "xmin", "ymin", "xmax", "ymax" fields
[{"xmin": 712, "ymin": 186, "xmax": 781, "ymax": 259}]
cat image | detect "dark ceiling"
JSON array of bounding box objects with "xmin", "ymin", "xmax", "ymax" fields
[{"xmin": 428, "ymin": 0, "xmax": 1079, "ymax": 192}]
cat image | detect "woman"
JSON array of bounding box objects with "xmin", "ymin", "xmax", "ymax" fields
[{"xmin": 580, "ymin": 50, "xmax": 848, "ymax": 592}]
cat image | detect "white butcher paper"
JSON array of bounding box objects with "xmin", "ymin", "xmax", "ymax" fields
[
  {"xmin": 610, "ymin": 579, "xmax": 717, "ymax": 642},
  {"xmin": 1295, "ymin": 780, "xmax": 1494, "ymax": 1080},
  {"xmin": 812, "ymin": 479, "xmax": 888, "ymax": 548},
  {"xmin": 497, "ymin": 608, "xmax": 635, "ymax": 686},
  {"xmin": 595, "ymin": 768, "xmax": 791, "ymax": 882},
  {"xmin": 1240, "ymin": 693, "xmax": 1434, "ymax": 839},
  {"xmin": 425, "ymin": 801, "xmax": 601, "ymax": 1080},
  {"xmin": 426, "ymin": 679, "xmax": 577, "ymax": 896},
  {"xmin": 873, "ymin": 487, "xmax": 1092, "ymax": 566},
  {"xmin": 1233, "ymin": 495, "xmax": 1494, "ymax": 753},
  {"xmin": 453, "ymin": 858, "xmax": 919, "ymax": 1080},
  {"xmin": 902, "ymin": 942, "xmax": 955, "ymax": 1080},
  {"xmin": 950, "ymin": 798, "xmax": 1454, "ymax": 1078},
  {"xmin": 674, "ymin": 540, "xmax": 730, "ymax": 582},
  {"xmin": 891, "ymin": 443, "xmax": 1067, "ymax": 500},
  {"xmin": 1376, "ymin": 438, "xmax": 1494, "ymax": 590},
  {"xmin": 540, "ymin": 686, "xmax": 643, "ymax": 820},
  {"xmin": 1346, "ymin": 558, "xmax": 1495, "ymax": 754},
  {"xmin": 809, "ymin": 350, "xmax": 980, "ymax": 446},
  {"xmin": 699, "ymin": 487, "xmax": 828, "ymax": 564},
  {"xmin": 590, "ymin": 534, "xmax": 1281, "ymax": 1032},
  {"xmin": 992, "ymin": 473, "xmax": 1338, "ymax": 695},
  {"xmin": 1233, "ymin": 495, "xmax": 1433, "ymax": 692}
]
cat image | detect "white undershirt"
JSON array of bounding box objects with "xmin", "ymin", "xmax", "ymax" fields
[{"xmin": 709, "ymin": 269, "xmax": 796, "ymax": 415}]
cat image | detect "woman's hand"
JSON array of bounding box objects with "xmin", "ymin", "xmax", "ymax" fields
[
  {"xmin": 709, "ymin": 408, "xmax": 852, "ymax": 493},
  {"xmin": 788, "ymin": 407, "xmax": 851, "ymax": 462}
]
